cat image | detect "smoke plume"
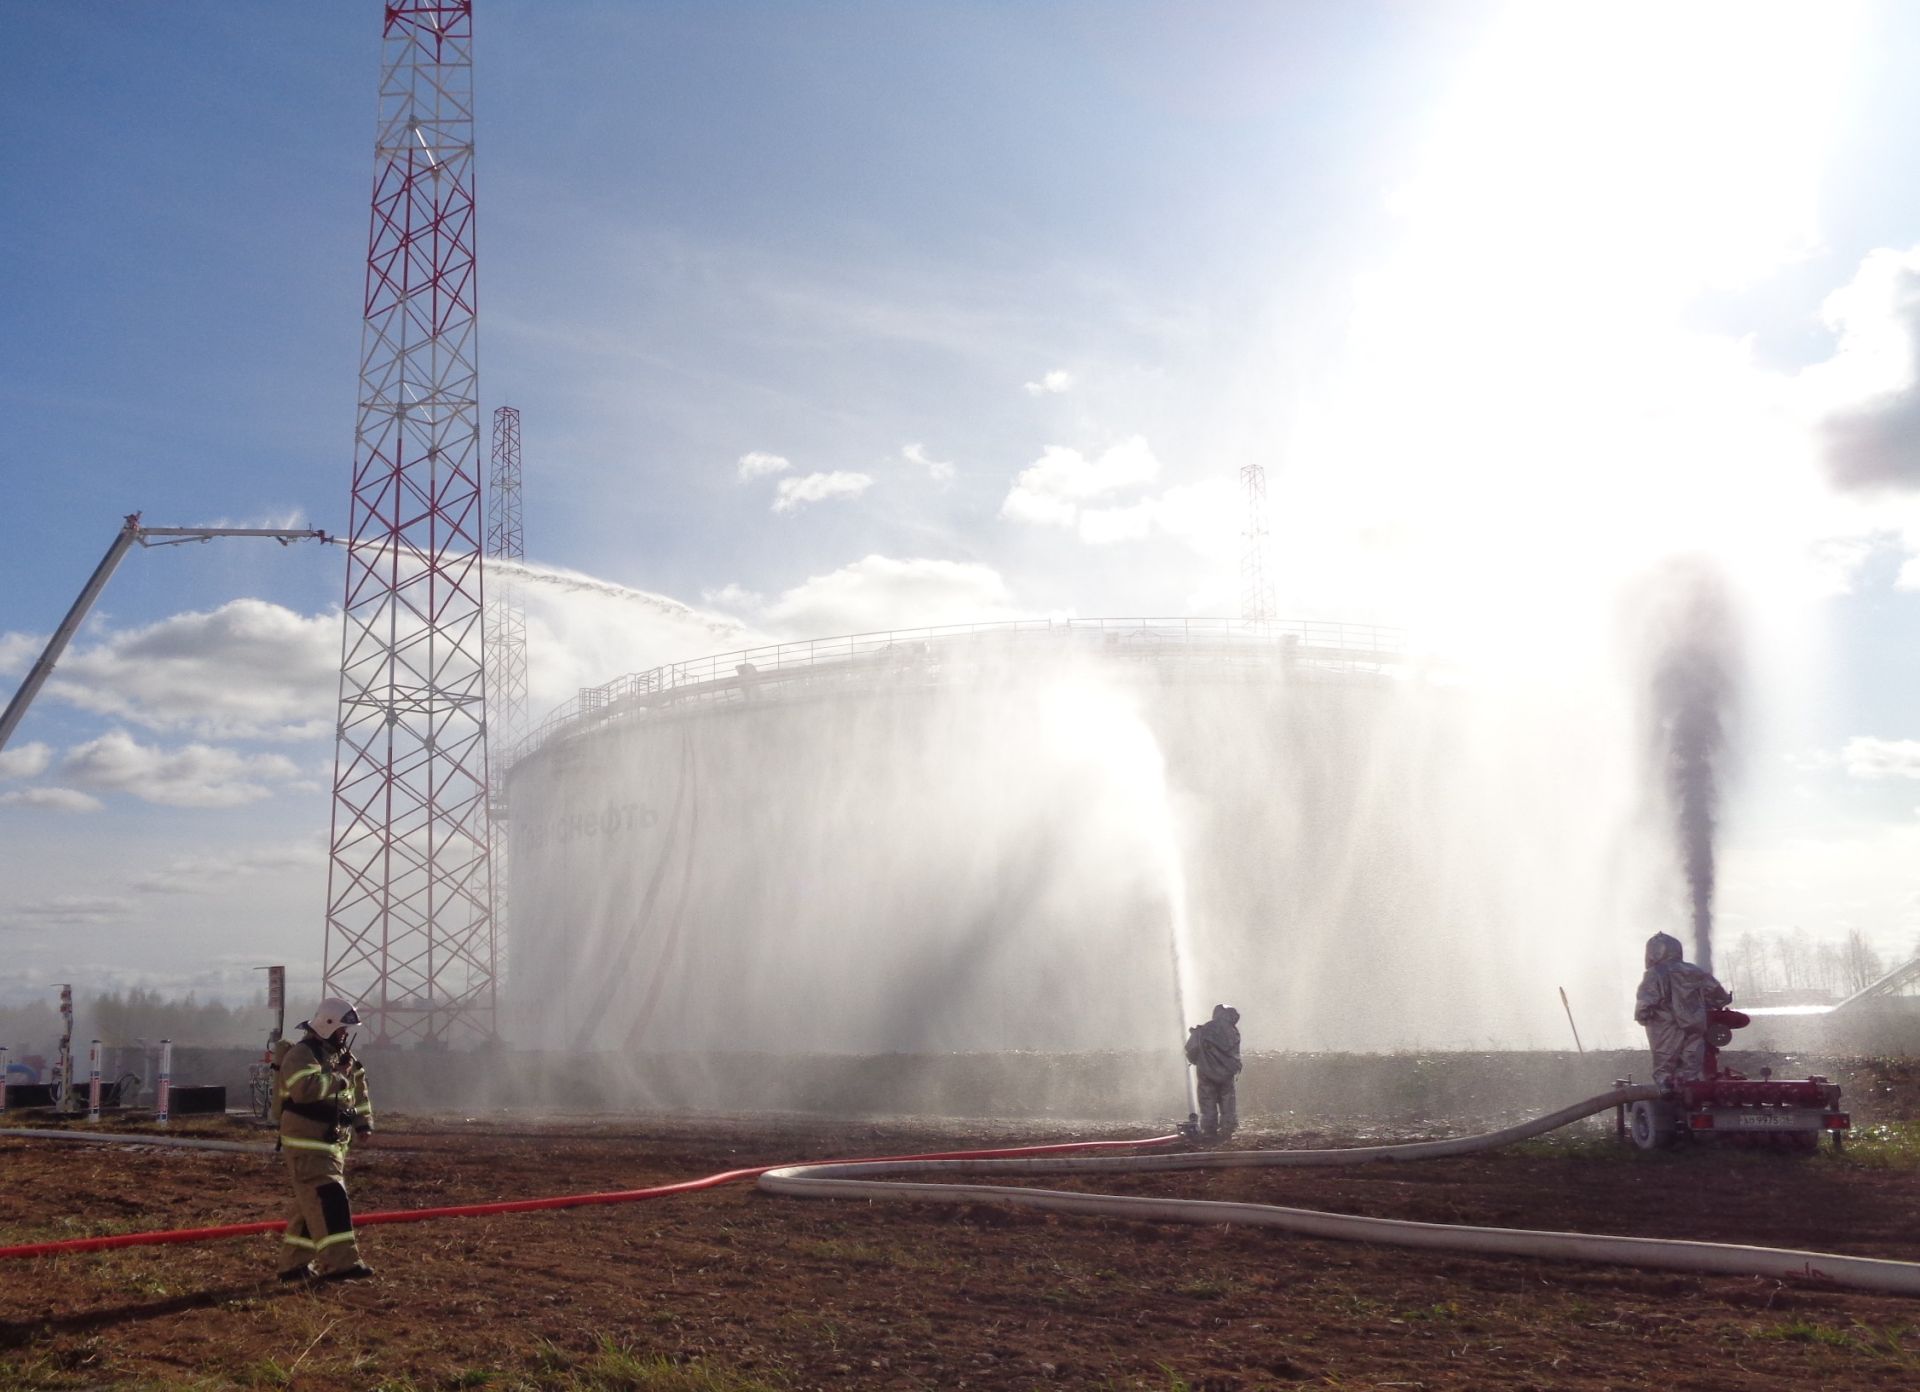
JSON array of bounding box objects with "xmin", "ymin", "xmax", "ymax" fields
[{"xmin": 1636, "ymin": 560, "xmax": 1743, "ymax": 973}]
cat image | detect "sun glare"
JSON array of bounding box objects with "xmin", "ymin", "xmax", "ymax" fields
[{"xmin": 1298, "ymin": 3, "xmax": 1864, "ymax": 674}]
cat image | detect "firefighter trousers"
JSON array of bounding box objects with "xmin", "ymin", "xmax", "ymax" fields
[
  {"xmin": 280, "ymin": 1142, "xmax": 361, "ymax": 1275},
  {"xmin": 1197, "ymin": 1076, "xmax": 1237, "ymax": 1137}
]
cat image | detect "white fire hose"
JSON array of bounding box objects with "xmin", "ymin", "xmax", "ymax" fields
[
  {"xmin": 761, "ymin": 1085, "xmax": 1920, "ymax": 1297},
  {"xmin": 0, "ymin": 1128, "xmax": 276, "ymax": 1155}
]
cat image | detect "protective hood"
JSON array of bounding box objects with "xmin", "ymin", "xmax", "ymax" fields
[
  {"xmin": 1645, "ymin": 932, "xmax": 1684, "ymax": 969},
  {"xmin": 1212, "ymin": 1004, "xmax": 1240, "ymax": 1027}
]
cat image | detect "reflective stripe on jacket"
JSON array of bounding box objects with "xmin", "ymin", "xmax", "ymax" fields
[{"xmin": 277, "ymin": 1036, "xmax": 351, "ymax": 1147}]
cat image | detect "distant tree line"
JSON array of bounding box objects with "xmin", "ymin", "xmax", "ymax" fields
[
  {"xmin": 1721, "ymin": 928, "xmax": 1909, "ymax": 1004},
  {"xmin": 0, "ymin": 988, "xmax": 272, "ymax": 1061}
]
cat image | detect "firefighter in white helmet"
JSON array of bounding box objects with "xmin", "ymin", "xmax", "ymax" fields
[{"xmin": 272, "ymin": 997, "xmax": 374, "ymax": 1281}]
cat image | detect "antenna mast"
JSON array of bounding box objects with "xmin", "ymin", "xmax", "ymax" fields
[
  {"xmin": 485, "ymin": 407, "xmax": 528, "ymax": 754},
  {"xmin": 323, "ymin": 0, "xmax": 494, "ymax": 1045},
  {"xmin": 485, "ymin": 405, "xmax": 528, "ymax": 977},
  {"xmin": 1239, "ymin": 460, "xmax": 1276, "ymax": 625}
]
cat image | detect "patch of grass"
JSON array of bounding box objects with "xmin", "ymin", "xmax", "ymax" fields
[
  {"xmin": 1172, "ymin": 1278, "xmax": 1232, "ymax": 1301},
  {"xmin": 791, "ymin": 1237, "xmax": 903, "ymax": 1267},
  {"xmin": 1398, "ymin": 1300, "xmax": 1461, "ymax": 1322},
  {"xmin": 1752, "ymin": 1320, "xmax": 1917, "ymax": 1363},
  {"xmin": 241, "ymin": 1357, "xmax": 292, "ymax": 1388},
  {"xmin": 1756, "ymin": 1320, "xmax": 1864, "ymax": 1350},
  {"xmin": 1842, "ymin": 1121, "xmax": 1920, "ymax": 1167},
  {"xmin": 771, "ymin": 1311, "xmax": 843, "ymax": 1350},
  {"xmin": 1325, "ymin": 1292, "xmax": 1389, "ymax": 1318},
  {"xmin": 447, "ymin": 1373, "xmax": 497, "ymax": 1389},
  {"xmin": 1508, "ymin": 1131, "xmax": 1638, "ymax": 1161},
  {"xmin": 529, "ymin": 1338, "xmax": 785, "ymax": 1392},
  {"xmin": 0, "ymin": 1355, "xmax": 92, "ymax": 1391}
]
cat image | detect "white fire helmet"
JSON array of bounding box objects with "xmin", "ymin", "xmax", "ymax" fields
[{"xmin": 306, "ymin": 998, "xmax": 363, "ymax": 1039}]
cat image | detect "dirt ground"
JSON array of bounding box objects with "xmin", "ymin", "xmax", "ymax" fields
[{"xmin": 4, "ymin": 1098, "xmax": 1920, "ymax": 1391}]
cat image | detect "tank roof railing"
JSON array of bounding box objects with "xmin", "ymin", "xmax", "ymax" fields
[{"xmin": 502, "ymin": 615, "xmax": 1404, "ymax": 771}]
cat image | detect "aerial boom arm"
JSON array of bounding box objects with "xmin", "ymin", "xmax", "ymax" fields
[{"xmin": 0, "ymin": 512, "xmax": 330, "ymax": 755}]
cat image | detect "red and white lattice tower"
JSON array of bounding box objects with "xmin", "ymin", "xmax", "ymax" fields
[
  {"xmin": 484, "ymin": 406, "xmax": 527, "ymax": 969},
  {"xmin": 1239, "ymin": 460, "xmax": 1276, "ymax": 625},
  {"xmin": 484, "ymin": 407, "xmax": 527, "ymax": 750},
  {"xmin": 323, "ymin": 0, "xmax": 494, "ymax": 1045}
]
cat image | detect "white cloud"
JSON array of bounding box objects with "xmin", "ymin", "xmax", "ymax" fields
[
  {"xmin": 130, "ymin": 840, "xmax": 326, "ymax": 896},
  {"xmin": 700, "ymin": 583, "xmax": 765, "ymax": 612},
  {"xmin": 772, "ymin": 471, "xmax": 874, "ymax": 513},
  {"xmin": 1000, "ymin": 437, "xmax": 1162, "ymax": 530},
  {"xmin": 1806, "ymin": 247, "xmax": 1920, "ymax": 492},
  {"xmin": 1076, "ymin": 500, "xmax": 1156, "ymax": 545},
  {"xmin": 0, "ymin": 741, "xmax": 53, "ymax": 780},
  {"xmin": 0, "ymin": 631, "xmax": 38, "ymax": 677},
  {"xmin": 1023, "ymin": 369, "xmax": 1074, "ymax": 396},
  {"xmin": 47, "ymin": 599, "xmax": 338, "ymax": 741},
  {"xmin": 737, "ymin": 451, "xmax": 792, "ymax": 481},
  {"xmin": 60, "ymin": 730, "xmax": 302, "ymax": 808},
  {"xmin": 1000, "ymin": 481, "xmax": 1079, "ymax": 528},
  {"xmin": 0, "ymin": 787, "xmax": 104, "ymax": 814},
  {"xmin": 1804, "ymin": 532, "xmax": 1888, "ymax": 597},
  {"xmin": 1076, "ymin": 479, "xmax": 1238, "ymax": 551},
  {"xmin": 761, "ymin": 555, "xmax": 1022, "ymax": 637},
  {"xmin": 1784, "ymin": 747, "xmax": 1840, "ymax": 775},
  {"xmin": 1, "ymin": 895, "xmax": 132, "ymax": 928},
  {"xmin": 1843, "ymin": 737, "xmax": 1920, "ymax": 781},
  {"xmin": 903, "ymin": 442, "xmax": 955, "ymax": 483}
]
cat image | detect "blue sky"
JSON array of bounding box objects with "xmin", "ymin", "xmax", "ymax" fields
[{"xmin": 3, "ymin": 2, "xmax": 1920, "ymax": 1021}]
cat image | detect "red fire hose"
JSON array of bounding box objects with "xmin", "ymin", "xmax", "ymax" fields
[{"xmin": 0, "ymin": 1133, "xmax": 1179, "ymax": 1261}]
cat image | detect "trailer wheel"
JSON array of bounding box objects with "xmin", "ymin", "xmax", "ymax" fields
[{"xmin": 1628, "ymin": 1099, "xmax": 1675, "ymax": 1151}]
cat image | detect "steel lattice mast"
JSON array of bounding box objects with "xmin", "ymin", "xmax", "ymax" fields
[
  {"xmin": 1239, "ymin": 460, "xmax": 1276, "ymax": 625},
  {"xmin": 323, "ymin": 0, "xmax": 494, "ymax": 1045},
  {"xmin": 484, "ymin": 406, "xmax": 527, "ymax": 751},
  {"xmin": 484, "ymin": 405, "xmax": 527, "ymax": 974}
]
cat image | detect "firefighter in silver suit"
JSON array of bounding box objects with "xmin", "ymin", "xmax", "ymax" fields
[
  {"xmin": 1634, "ymin": 932, "xmax": 1731, "ymax": 1091},
  {"xmin": 1184, "ymin": 1003, "xmax": 1243, "ymax": 1139}
]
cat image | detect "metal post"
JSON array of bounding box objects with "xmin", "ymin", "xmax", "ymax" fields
[
  {"xmin": 0, "ymin": 1045, "xmax": 8, "ymax": 1114},
  {"xmin": 156, "ymin": 1040, "xmax": 172, "ymax": 1125},
  {"xmin": 87, "ymin": 1040, "xmax": 102, "ymax": 1121},
  {"xmin": 56, "ymin": 984, "xmax": 73, "ymax": 1114}
]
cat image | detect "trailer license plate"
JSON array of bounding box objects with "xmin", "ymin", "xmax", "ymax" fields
[{"xmin": 1735, "ymin": 1111, "xmax": 1810, "ymax": 1129}]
